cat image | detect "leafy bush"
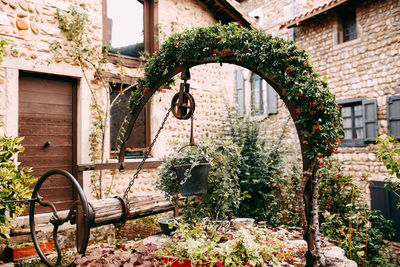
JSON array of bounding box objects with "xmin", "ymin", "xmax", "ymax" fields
[
  {"xmin": 223, "ymin": 111, "xmax": 291, "ymax": 225},
  {"xmin": 159, "ymin": 219, "xmax": 306, "ymax": 266},
  {"xmin": 318, "ymin": 158, "xmax": 395, "ymax": 266},
  {"xmin": 0, "ymin": 136, "xmax": 36, "ymax": 238},
  {"xmin": 157, "ymin": 139, "xmax": 243, "ymax": 221},
  {"xmin": 375, "ymin": 135, "xmax": 400, "ymax": 196}
]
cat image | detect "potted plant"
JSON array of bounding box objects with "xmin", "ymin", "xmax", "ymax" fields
[
  {"xmin": 5, "ymin": 240, "xmax": 54, "ymax": 261},
  {"xmin": 158, "ymin": 217, "xmax": 178, "ymax": 236},
  {"xmin": 156, "ymin": 140, "xmax": 244, "ymax": 222}
]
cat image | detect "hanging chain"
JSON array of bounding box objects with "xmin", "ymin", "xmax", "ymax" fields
[{"xmin": 122, "ymin": 108, "xmax": 171, "ymax": 201}]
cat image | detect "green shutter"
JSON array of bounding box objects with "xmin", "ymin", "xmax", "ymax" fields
[
  {"xmin": 363, "ymin": 99, "xmax": 378, "ymax": 142},
  {"xmin": 388, "ymin": 95, "xmax": 400, "ymax": 138}
]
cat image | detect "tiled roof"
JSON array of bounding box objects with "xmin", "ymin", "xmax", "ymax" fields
[
  {"xmin": 280, "ymin": 0, "xmax": 350, "ymax": 29},
  {"xmin": 200, "ymin": 0, "xmax": 260, "ymax": 29}
]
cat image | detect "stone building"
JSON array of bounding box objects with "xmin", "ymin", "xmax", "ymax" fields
[
  {"xmin": 238, "ymin": 0, "xmax": 400, "ymax": 240},
  {"xmin": 0, "ymin": 0, "xmax": 257, "ymax": 253}
]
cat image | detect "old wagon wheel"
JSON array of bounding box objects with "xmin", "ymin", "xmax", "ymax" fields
[{"xmin": 29, "ymin": 170, "xmax": 92, "ymax": 267}]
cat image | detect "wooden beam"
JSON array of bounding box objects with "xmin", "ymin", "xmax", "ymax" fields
[
  {"xmin": 77, "ymin": 161, "xmax": 163, "ymax": 172},
  {"xmin": 89, "ymin": 195, "xmax": 174, "ymax": 226}
]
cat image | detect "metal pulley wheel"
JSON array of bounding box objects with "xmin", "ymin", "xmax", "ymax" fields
[
  {"xmin": 29, "ymin": 169, "xmax": 92, "ymax": 267},
  {"xmin": 171, "ymin": 91, "xmax": 195, "ymax": 120}
]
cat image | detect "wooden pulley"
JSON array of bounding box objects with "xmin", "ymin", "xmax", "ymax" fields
[{"xmin": 171, "ymin": 82, "xmax": 195, "ymax": 120}]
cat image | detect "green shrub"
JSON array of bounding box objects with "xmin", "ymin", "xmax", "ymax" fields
[
  {"xmin": 318, "ymin": 158, "xmax": 395, "ymax": 266},
  {"xmin": 223, "ymin": 111, "xmax": 291, "ymax": 225},
  {"xmin": 0, "ymin": 136, "xmax": 36, "ymax": 238},
  {"xmin": 157, "ymin": 139, "xmax": 243, "ymax": 221},
  {"xmin": 375, "ymin": 135, "xmax": 400, "ymax": 198}
]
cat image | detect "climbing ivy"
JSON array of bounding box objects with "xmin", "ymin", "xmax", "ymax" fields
[{"xmin": 129, "ymin": 23, "xmax": 341, "ymax": 160}]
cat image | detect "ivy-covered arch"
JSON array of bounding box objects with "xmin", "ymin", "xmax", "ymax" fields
[{"xmin": 121, "ymin": 23, "xmax": 341, "ymax": 266}]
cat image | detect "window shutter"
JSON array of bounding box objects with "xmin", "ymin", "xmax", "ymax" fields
[
  {"xmin": 236, "ymin": 70, "xmax": 245, "ymax": 116},
  {"xmin": 388, "ymin": 95, "xmax": 400, "ymax": 138},
  {"xmin": 370, "ymin": 181, "xmax": 400, "ymax": 241},
  {"xmin": 266, "ymin": 83, "xmax": 277, "ymax": 114},
  {"xmin": 363, "ymin": 99, "xmax": 378, "ymax": 142}
]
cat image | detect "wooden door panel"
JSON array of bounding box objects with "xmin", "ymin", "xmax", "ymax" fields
[{"xmin": 19, "ymin": 73, "xmax": 76, "ymax": 214}]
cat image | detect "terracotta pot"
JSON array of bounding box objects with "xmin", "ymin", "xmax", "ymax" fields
[
  {"xmin": 162, "ymin": 256, "xmax": 192, "ymax": 267},
  {"xmin": 6, "ymin": 240, "xmax": 54, "ymax": 261}
]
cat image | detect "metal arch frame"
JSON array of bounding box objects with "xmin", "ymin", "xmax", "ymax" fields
[
  {"xmin": 29, "ymin": 169, "xmax": 92, "ymax": 267},
  {"xmin": 118, "ymin": 58, "xmax": 318, "ymax": 266}
]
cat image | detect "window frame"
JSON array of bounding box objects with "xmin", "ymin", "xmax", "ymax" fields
[
  {"xmin": 107, "ymin": 74, "xmax": 151, "ymax": 159},
  {"xmin": 250, "ymin": 73, "xmax": 265, "ymax": 117},
  {"xmin": 388, "ymin": 95, "xmax": 400, "ymax": 138},
  {"xmin": 102, "ymin": 0, "xmax": 158, "ymax": 68},
  {"xmin": 338, "ymin": 98, "xmax": 378, "ymax": 147},
  {"xmin": 341, "ymin": 9, "xmax": 357, "ymax": 42}
]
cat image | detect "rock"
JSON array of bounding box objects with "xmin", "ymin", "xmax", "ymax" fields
[
  {"xmin": 28, "ymin": 3, "xmax": 34, "ymax": 12},
  {"xmin": 30, "ymin": 22, "xmax": 38, "ymax": 34},
  {"xmin": 40, "ymin": 25, "xmax": 58, "ymax": 36},
  {"xmin": 0, "ymin": 13, "xmax": 10, "ymax": 25},
  {"xmin": 8, "ymin": 0, "xmax": 17, "ymax": 9},
  {"xmin": 17, "ymin": 12, "xmax": 28, "ymax": 18},
  {"xmin": 18, "ymin": 0, "xmax": 27, "ymax": 11},
  {"xmin": 15, "ymin": 18, "xmax": 28, "ymax": 30},
  {"xmin": 323, "ymin": 242, "xmax": 357, "ymax": 267}
]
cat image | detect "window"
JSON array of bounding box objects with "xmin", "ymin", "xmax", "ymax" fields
[
  {"xmin": 110, "ymin": 84, "xmax": 150, "ymax": 158},
  {"xmin": 388, "ymin": 95, "xmax": 400, "ymax": 138},
  {"xmin": 251, "ymin": 73, "xmax": 264, "ymax": 116},
  {"xmin": 236, "ymin": 70, "xmax": 245, "ymax": 116},
  {"xmin": 104, "ymin": 0, "xmax": 157, "ymax": 66},
  {"xmin": 250, "ymin": 73, "xmax": 278, "ymax": 117},
  {"xmin": 370, "ymin": 181, "xmax": 400, "ymax": 241},
  {"xmin": 339, "ymin": 98, "xmax": 378, "ymax": 146},
  {"xmin": 341, "ymin": 9, "xmax": 357, "ymax": 42},
  {"xmin": 106, "ymin": 0, "xmax": 144, "ymax": 58}
]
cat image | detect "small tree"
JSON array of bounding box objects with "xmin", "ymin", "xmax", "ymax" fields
[{"xmin": 223, "ymin": 110, "xmax": 290, "ymax": 225}]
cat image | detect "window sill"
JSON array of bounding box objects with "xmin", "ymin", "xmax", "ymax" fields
[
  {"xmin": 339, "ymin": 139, "xmax": 368, "ymax": 147},
  {"xmin": 107, "ymin": 53, "xmax": 144, "ymax": 68},
  {"xmin": 77, "ymin": 159, "xmax": 163, "ymax": 172},
  {"xmin": 250, "ymin": 114, "xmax": 268, "ymax": 121}
]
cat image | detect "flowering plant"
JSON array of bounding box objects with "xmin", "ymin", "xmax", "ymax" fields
[
  {"xmin": 157, "ymin": 139, "xmax": 243, "ymax": 221},
  {"xmin": 130, "ymin": 23, "xmax": 341, "ymax": 160},
  {"xmin": 158, "ymin": 219, "xmax": 306, "ymax": 266}
]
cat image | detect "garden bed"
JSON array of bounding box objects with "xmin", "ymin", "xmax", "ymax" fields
[{"xmin": 72, "ymin": 221, "xmax": 356, "ymax": 267}]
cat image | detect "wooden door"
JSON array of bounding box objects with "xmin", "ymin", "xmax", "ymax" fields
[{"xmin": 18, "ymin": 73, "xmax": 77, "ymax": 213}]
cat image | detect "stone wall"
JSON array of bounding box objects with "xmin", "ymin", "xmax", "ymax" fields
[
  {"xmin": 235, "ymin": 0, "xmax": 400, "ymax": 181},
  {"xmin": 292, "ymin": 0, "xmax": 400, "ymax": 180},
  {"xmin": 0, "ymin": 0, "xmax": 237, "ymax": 200}
]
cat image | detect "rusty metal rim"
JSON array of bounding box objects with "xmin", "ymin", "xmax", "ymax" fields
[{"xmin": 29, "ymin": 169, "xmax": 91, "ymax": 267}]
